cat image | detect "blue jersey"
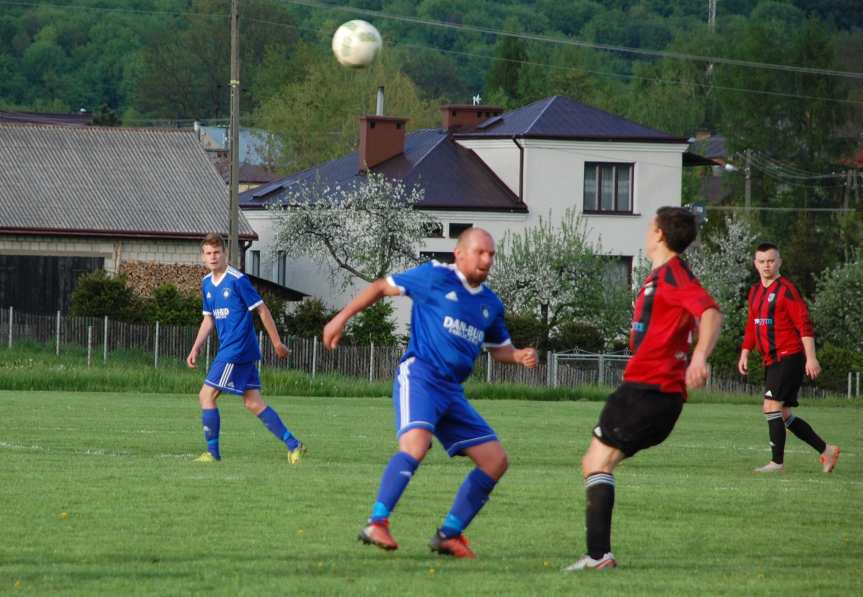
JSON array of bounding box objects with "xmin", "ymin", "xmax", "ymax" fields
[
  {"xmin": 388, "ymin": 261, "xmax": 511, "ymax": 383},
  {"xmin": 201, "ymin": 266, "xmax": 263, "ymax": 363}
]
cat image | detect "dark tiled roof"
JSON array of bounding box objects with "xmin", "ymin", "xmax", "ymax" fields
[
  {"xmin": 210, "ymin": 156, "xmax": 280, "ymax": 184},
  {"xmin": 241, "ymin": 129, "xmax": 525, "ymax": 213},
  {"xmin": 0, "ymin": 123, "xmax": 256, "ymax": 240},
  {"xmin": 456, "ymin": 96, "xmax": 687, "ymax": 142},
  {"xmin": 0, "ymin": 111, "xmax": 92, "ymax": 126}
]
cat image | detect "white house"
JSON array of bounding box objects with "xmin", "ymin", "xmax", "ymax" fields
[{"xmin": 240, "ymin": 96, "xmax": 709, "ymax": 329}]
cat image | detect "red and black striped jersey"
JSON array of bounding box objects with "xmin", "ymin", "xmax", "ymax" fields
[
  {"xmin": 742, "ymin": 277, "xmax": 813, "ymax": 366},
  {"xmin": 624, "ymin": 256, "xmax": 719, "ymax": 398}
]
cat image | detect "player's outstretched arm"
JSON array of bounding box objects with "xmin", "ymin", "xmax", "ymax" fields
[
  {"xmin": 488, "ymin": 345, "xmax": 538, "ymax": 368},
  {"xmin": 187, "ymin": 315, "xmax": 214, "ymax": 368},
  {"xmin": 256, "ymin": 303, "xmax": 289, "ymax": 358},
  {"xmin": 686, "ymin": 308, "xmax": 723, "ymax": 389},
  {"xmin": 323, "ymin": 279, "xmax": 401, "ymax": 350}
]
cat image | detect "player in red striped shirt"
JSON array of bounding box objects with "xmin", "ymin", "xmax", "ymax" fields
[
  {"xmin": 738, "ymin": 243, "xmax": 840, "ymax": 474},
  {"xmin": 564, "ymin": 207, "xmax": 722, "ymax": 572}
]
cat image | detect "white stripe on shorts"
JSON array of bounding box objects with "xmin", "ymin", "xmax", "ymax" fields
[
  {"xmin": 398, "ymin": 358, "xmax": 415, "ymax": 431},
  {"xmin": 219, "ymin": 363, "xmax": 234, "ymax": 388}
]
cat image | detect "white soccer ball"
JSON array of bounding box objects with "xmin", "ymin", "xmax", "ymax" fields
[{"xmin": 332, "ymin": 20, "xmax": 382, "ymax": 68}]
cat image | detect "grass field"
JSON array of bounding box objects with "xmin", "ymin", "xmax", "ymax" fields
[{"xmin": 1, "ymin": 391, "xmax": 860, "ymax": 596}]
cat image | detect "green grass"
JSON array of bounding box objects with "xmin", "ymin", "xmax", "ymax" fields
[
  {"xmin": 0, "ymin": 391, "xmax": 860, "ymax": 595},
  {"xmin": 0, "ymin": 343, "xmax": 610, "ymax": 401}
]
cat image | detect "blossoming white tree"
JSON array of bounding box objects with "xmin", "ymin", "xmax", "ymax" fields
[
  {"xmin": 269, "ymin": 172, "xmax": 437, "ymax": 289},
  {"xmin": 489, "ymin": 209, "xmax": 632, "ymax": 350}
]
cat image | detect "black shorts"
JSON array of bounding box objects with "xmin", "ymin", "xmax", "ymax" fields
[
  {"xmin": 764, "ymin": 352, "xmax": 805, "ymax": 407},
  {"xmin": 593, "ymin": 384, "xmax": 684, "ymax": 458}
]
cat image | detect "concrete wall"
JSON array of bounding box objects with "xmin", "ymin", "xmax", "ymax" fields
[{"xmin": 0, "ymin": 235, "xmax": 203, "ymax": 274}]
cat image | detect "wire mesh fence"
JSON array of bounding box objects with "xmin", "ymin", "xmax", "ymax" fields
[{"xmin": 0, "ymin": 307, "xmax": 858, "ymax": 397}]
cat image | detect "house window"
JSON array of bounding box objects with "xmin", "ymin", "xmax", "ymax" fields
[
  {"xmin": 249, "ymin": 250, "xmax": 260, "ymax": 276},
  {"xmin": 449, "ymin": 223, "xmax": 473, "ymax": 239},
  {"xmin": 602, "ymin": 255, "xmax": 633, "ymax": 287},
  {"xmin": 277, "ymin": 251, "xmax": 286, "ymax": 285},
  {"xmin": 420, "ymin": 251, "xmax": 454, "ymax": 264},
  {"xmin": 423, "ymin": 222, "xmax": 444, "ymax": 238},
  {"xmin": 583, "ymin": 163, "xmax": 633, "ymax": 214}
]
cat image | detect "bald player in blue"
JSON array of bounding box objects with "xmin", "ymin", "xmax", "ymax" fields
[{"xmin": 323, "ymin": 227, "xmax": 538, "ymax": 559}]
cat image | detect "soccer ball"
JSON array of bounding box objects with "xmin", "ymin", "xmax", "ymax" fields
[{"xmin": 332, "ymin": 20, "xmax": 382, "ymax": 68}]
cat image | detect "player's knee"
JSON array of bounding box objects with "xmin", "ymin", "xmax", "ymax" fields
[
  {"xmin": 244, "ymin": 398, "xmax": 265, "ymax": 414},
  {"xmin": 495, "ymin": 452, "xmax": 509, "ymax": 477}
]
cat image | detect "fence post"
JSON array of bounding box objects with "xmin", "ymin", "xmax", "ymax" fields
[
  {"xmin": 154, "ymin": 321, "xmax": 160, "ymax": 369},
  {"xmin": 369, "ymin": 341, "xmax": 375, "ymax": 381},
  {"xmin": 857, "ymin": 372, "xmax": 860, "ymax": 398},
  {"xmin": 849, "ymin": 372, "xmax": 853, "ymax": 400},
  {"xmin": 258, "ymin": 330, "xmax": 263, "ymax": 372},
  {"xmin": 486, "ymin": 351, "xmax": 492, "ymax": 384},
  {"xmin": 598, "ymin": 353, "xmax": 605, "ymax": 386},
  {"xmin": 55, "ymin": 310, "xmax": 61, "ymax": 356},
  {"xmin": 7, "ymin": 306, "xmax": 12, "ymax": 348},
  {"xmin": 87, "ymin": 325, "xmax": 93, "ymax": 368},
  {"xmin": 103, "ymin": 316, "xmax": 108, "ymax": 363},
  {"xmin": 311, "ymin": 336, "xmax": 318, "ymax": 378},
  {"xmin": 545, "ymin": 351, "xmax": 552, "ymax": 385},
  {"xmin": 552, "ymin": 352, "xmax": 559, "ymax": 387},
  {"xmin": 205, "ymin": 335, "xmax": 211, "ymax": 371}
]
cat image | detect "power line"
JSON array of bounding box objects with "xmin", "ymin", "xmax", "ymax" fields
[
  {"xmin": 393, "ymin": 42, "xmax": 863, "ymax": 107},
  {"xmin": 707, "ymin": 205, "xmax": 856, "ymax": 213},
  {"xmin": 283, "ymin": 0, "xmax": 863, "ymax": 81}
]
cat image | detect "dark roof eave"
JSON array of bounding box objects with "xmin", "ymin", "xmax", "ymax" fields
[
  {"xmin": 454, "ymin": 133, "xmax": 689, "ymax": 144},
  {"xmin": 683, "ymin": 152, "xmax": 720, "ymax": 167},
  {"xmin": 0, "ymin": 227, "xmax": 258, "ymax": 241},
  {"xmin": 418, "ymin": 204, "xmax": 529, "ymax": 213}
]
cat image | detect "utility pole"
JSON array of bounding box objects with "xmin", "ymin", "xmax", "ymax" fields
[
  {"xmin": 708, "ymin": 0, "xmax": 717, "ymax": 33},
  {"xmin": 227, "ymin": 0, "xmax": 241, "ymax": 268},
  {"xmin": 744, "ymin": 149, "xmax": 752, "ymax": 209}
]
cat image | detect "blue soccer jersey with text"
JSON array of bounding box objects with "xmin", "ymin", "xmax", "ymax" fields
[
  {"xmin": 388, "ymin": 261, "xmax": 511, "ymax": 383},
  {"xmin": 201, "ymin": 266, "xmax": 263, "ymax": 363}
]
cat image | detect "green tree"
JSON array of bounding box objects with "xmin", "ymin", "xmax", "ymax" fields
[
  {"xmin": 144, "ymin": 285, "xmax": 201, "ymax": 326},
  {"xmin": 285, "ymin": 299, "xmax": 337, "ymax": 339},
  {"xmin": 70, "ymin": 271, "xmax": 137, "ymax": 320},
  {"xmin": 256, "ymin": 52, "xmax": 438, "ymax": 173},
  {"xmin": 347, "ymin": 300, "xmax": 398, "ymax": 346},
  {"xmin": 812, "ymin": 250, "xmax": 863, "ymax": 353},
  {"xmin": 484, "ymin": 18, "xmax": 528, "ymax": 103}
]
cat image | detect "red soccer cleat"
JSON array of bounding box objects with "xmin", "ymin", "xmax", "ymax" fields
[
  {"xmin": 820, "ymin": 445, "xmax": 840, "ymax": 473},
  {"xmin": 429, "ymin": 530, "xmax": 476, "ymax": 559},
  {"xmin": 358, "ymin": 520, "xmax": 398, "ymax": 551}
]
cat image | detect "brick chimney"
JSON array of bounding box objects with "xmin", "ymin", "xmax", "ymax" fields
[
  {"xmin": 440, "ymin": 104, "xmax": 504, "ymax": 131},
  {"xmin": 358, "ymin": 116, "xmax": 407, "ymax": 171}
]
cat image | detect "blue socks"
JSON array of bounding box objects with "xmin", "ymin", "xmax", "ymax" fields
[
  {"xmin": 258, "ymin": 406, "xmax": 299, "ymax": 450},
  {"xmin": 201, "ymin": 408, "xmax": 221, "ymax": 460},
  {"xmin": 370, "ymin": 452, "xmax": 420, "ymax": 521},
  {"xmin": 440, "ymin": 468, "xmax": 497, "ymax": 538}
]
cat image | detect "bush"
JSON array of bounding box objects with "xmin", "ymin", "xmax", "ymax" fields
[
  {"xmin": 813, "ymin": 252, "xmax": 863, "ymax": 353},
  {"xmin": 550, "ymin": 320, "xmax": 604, "ymax": 353},
  {"xmin": 143, "ymin": 284, "xmax": 201, "ymax": 326},
  {"xmin": 504, "ymin": 313, "xmax": 547, "ymax": 352},
  {"xmin": 816, "ymin": 343, "xmax": 863, "ymax": 393},
  {"xmin": 284, "ymin": 298, "xmax": 337, "ymax": 339},
  {"xmin": 347, "ymin": 300, "xmax": 397, "ymax": 346},
  {"xmin": 70, "ymin": 270, "xmax": 139, "ymax": 320}
]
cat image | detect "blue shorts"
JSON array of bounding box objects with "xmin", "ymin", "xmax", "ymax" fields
[
  {"xmin": 392, "ymin": 357, "xmax": 497, "ymax": 457},
  {"xmin": 204, "ymin": 360, "xmax": 261, "ymax": 396}
]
